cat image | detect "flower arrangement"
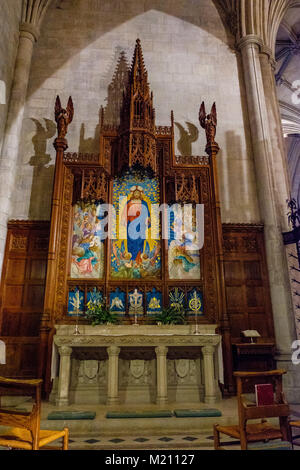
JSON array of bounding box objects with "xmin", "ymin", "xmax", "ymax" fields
[
  {"xmin": 85, "ymin": 289, "xmax": 119, "ymax": 326},
  {"xmin": 154, "ymin": 305, "xmax": 186, "ymax": 325}
]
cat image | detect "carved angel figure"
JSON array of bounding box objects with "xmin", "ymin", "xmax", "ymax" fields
[
  {"xmin": 199, "ymin": 101, "xmax": 217, "ymax": 145},
  {"xmin": 55, "ymin": 95, "xmax": 74, "ymax": 139}
]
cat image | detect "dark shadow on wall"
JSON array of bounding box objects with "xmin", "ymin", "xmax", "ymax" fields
[
  {"xmin": 79, "ymin": 50, "xmax": 129, "ymax": 154},
  {"xmin": 103, "ymin": 50, "xmax": 129, "ymax": 127},
  {"xmin": 175, "ymin": 121, "xmax": 199, "ymax": 156},
  {"xmin": 218, "ymin": 129, "xmax": 259, "ymax": 222},
  {"xmin": 28, "ymin": 118, "xmax": 56, "ymax": 220},
  {"xmin": 78, "ymin": 121, "xmax": 100, "ymax": 154}
]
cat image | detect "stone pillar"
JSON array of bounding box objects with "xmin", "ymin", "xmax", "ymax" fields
[
  {"xmin": 0, "ymin": 0, "xmax": 51, "ymax": 274},
  {"xmin": 259, "ymin": 47, "xmax": 291, "ymax": 231},
  {"xmin": 202, "ymin": 345, "xmax": 217, "ymax": 404},
  {"xmin": 56, "ymin": 346, "xmax": 72, "ymax": 406},
  {"xmin": 237, "ymin": 36, "xmax": 295, "ymax": 377},
  {"xmin": 107, "ymin": 346, "xmax": 120, "ymax": 405},
  {"xmin": 155, "ymin": 346, "xmax": 168, "ymax": 405}
]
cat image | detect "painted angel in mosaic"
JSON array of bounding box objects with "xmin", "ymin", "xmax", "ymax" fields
[
  {"xmin": 199, "ymin": 101, "xmax": 217, "ymax": 145},
  {"xmin": 55, "ymin": 95, "xmax": 74, "ymax": 139}
]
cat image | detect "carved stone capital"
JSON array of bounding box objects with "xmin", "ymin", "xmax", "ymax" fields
[
  {"xmin": 237, "ymin": 35, "xmax": 264, "ymax": 52},
  {"xmin": 202, "ymin": 345, "xmax": 215, "ymax": 356},
  {"xmin": 21, "ymin": 0, "xmax": 51, "ymax": 40},
  {"xmin": 58, "ymin": 346, "xmax": 72, "ymax": 356},
  {"xmin": 19, "ymin": 22, "xmax": 39, "ymax": 42},
  {"xmin": 155, "ymin": 346, "xmax": 168, "ymax": 357},
  {"xmin": 107, "ymin": 346, "xmax": 120, "ymax": 357},
  {"xmin": 260, "ymin": 44, "xmax": 275, "ymax": 65}
]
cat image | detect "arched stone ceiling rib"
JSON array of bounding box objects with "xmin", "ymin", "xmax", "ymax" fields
[
  {"xmin": 275, "ymin": 2, "xmax": 300, "ymax": 208},
  {"xmin": 216, "ymin": 0, "xmax": 296, "ymax": 54}
]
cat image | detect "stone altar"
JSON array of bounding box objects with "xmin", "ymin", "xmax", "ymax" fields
[{"xmin": 52, "ymin": 324, "xmax": 222, "ymax": 407}]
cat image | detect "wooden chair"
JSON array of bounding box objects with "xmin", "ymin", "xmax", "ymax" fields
[
  {"xmin": 0, "ymin": 376, "xmax": 69, "ymax": 450},
  {"xmin": 288, "ymin": 420, "xmax": 300, "ymax": 449},
  {"xmin": 214, "ymin": 370, "xmax": 291, "ymax": 450}
]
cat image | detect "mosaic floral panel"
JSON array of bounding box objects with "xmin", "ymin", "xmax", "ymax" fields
[
  {"xmin": 168, "ymin": 287, "xmax": 186, "ymax": 310},
  {"xmin": 67, "ymin": 288, "xmax": 84, "ymax": 316},
  {"xmin": 86, "ymin": 288, "xmax": 103, "ymax": 306}
]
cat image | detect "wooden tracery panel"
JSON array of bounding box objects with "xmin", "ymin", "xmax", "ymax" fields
[
  {"xmin": 222, "ymin": 224, "xmax": 275, "ymax": 343},
  {"xmin": 0, "ymin": 221, "xmax": 49, "ymax": 378}
]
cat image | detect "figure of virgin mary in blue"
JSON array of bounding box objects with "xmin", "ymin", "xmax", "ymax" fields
[{"xmin": 121, "ymin": 185, "xmax": 150, "ymax": 264}]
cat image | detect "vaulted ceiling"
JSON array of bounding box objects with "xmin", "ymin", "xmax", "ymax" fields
[{"xmin": 276, "ymin": 1, "xmax": 300, "ymax": 205}]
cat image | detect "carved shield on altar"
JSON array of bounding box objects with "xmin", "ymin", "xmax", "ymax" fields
[
  {"xmin": 175, "ymin": 359, "xmax": 189, "ymax": 378},
  {"xmin": 130, "ymin": 360, "xmax": 145, "ymax": 379},
  {"xmin": 83, "ymin": 360, "xmax": 99, "ymax": 379}
]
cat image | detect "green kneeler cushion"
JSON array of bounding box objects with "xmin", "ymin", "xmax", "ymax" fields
[
  {"xmin": 174, "ymin": 409, "xmax": 222, "ymax": 418},
  {"xmin": 47, "ymin": 411, "xmax": 96, "ymax": 420},
  {"xmin": 106, "ymin": 410, "xmax": 173, "ymax": 419},
  {"xmin": 247, "ymin": 440, "xmax": 292, "ymax": 450}
]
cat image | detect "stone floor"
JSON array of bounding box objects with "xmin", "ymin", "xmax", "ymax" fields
[
  {"xmin": 2, "ymin": 397, "xmax": 300, "ymax": 450},
  {"xmin": 65, "ymin": 433, "xmax": 215, "ymax": 450}
]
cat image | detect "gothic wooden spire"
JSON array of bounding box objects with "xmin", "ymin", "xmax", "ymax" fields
[
  {"xmin": 118, "ymin": 39, "xmax": 157, "ymax": 174},
  {"xmin": 130, "ymin": 38, "xmax": 149, "ymax": 96}
]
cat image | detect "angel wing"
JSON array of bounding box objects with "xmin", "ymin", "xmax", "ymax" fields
[
  {"xmin": 67, "ymin": 96, "xmax": 74, "ymax": 124},
  {"xmin": 186, "ymin": 122, "xmax": 199, "ymax": 143},
  {"xmin": 55, "ymin": 95, "xmax": 62, "ymax": 123},
  {"xmin": 175, "ymin": 122, "xmax": 188, "ymax": 139},
  {"xmin": 199, "ymin": 101, "xmax": 206, "ymax": 129},
  {"xmin": 211, "ymin": 102, "xmax": 217, "ymax": 127},
  {"xmin": 44, "ymin": 118, "xmax": 57, "ymax": 139}
]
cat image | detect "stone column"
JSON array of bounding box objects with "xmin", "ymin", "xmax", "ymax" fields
[
  {"xmin": 0, "ymin": 0, "xmax": 51, "ymax": 274},
  {"xmin": 155, "ymin": 346, "xmax": 168, "ymax": 405},
  {"xmin": 237, "ymin": 36, "xmax": 295, "ymax": 369},
  {"xmin": 107, "ymin": 346, "xmax": 120, "ymax": 405},
  {"xmin": 202, "ymin": 345, "xmax": 217, "ymax": 404},
  {"xmin": 259, "ymin": 47, "xmax": 291, "ymax": 232},
  {"xmin": 56, "ymin": 346, "xmax": 72, "ymax": 406}
]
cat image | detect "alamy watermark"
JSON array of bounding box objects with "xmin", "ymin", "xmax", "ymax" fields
[
  {"xmin": 291, "ymin": 340, "xmax": 300, "ymax": 365},
  {"xmin": 92, "ymin": 200, "xmax": 205, "ymax": 249}
]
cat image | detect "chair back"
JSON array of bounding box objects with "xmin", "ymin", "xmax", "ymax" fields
[
  {"xmin": 0, "ymin": 376, "xmax": 43, "ymax": 450},
  {"xmin": 233, "ymin": 370, "xmax": 290, "ymax": 439}
]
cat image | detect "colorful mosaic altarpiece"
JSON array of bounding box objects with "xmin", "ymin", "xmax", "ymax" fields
[{"xmin": 42, "ymin": 38, "xmax": 231, "ymax": 392}]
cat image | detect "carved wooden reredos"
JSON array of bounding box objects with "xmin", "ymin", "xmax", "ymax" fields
[{"xmin": 40, "ymin": 39, "xmax": 229, "ymax": 388}]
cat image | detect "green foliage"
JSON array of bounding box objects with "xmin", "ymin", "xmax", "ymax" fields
[
  {"xmin": 154, "ymin": 306, "xmax": 186, "ymax": 325},
  {"xmin": 85, "ymin": 290, "xmax": 118, "ymax": 326}
]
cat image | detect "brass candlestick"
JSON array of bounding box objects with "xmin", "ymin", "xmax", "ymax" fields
[
  {"xmin": 189, "ymin": 291, "xmax": 202, "ymax": 335},
  {"xmin": 72, "ymin": 289, "xmax": 81, "ymax": 335}
]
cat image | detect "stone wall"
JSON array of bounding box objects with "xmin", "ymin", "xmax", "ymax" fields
[
  {"xmin": 0, "ymin": 0, "xmax": 21, "ymax": 155},
  {"xmin": 12, "ymin": 0, "xmax": 260, "ymax": 223}
]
